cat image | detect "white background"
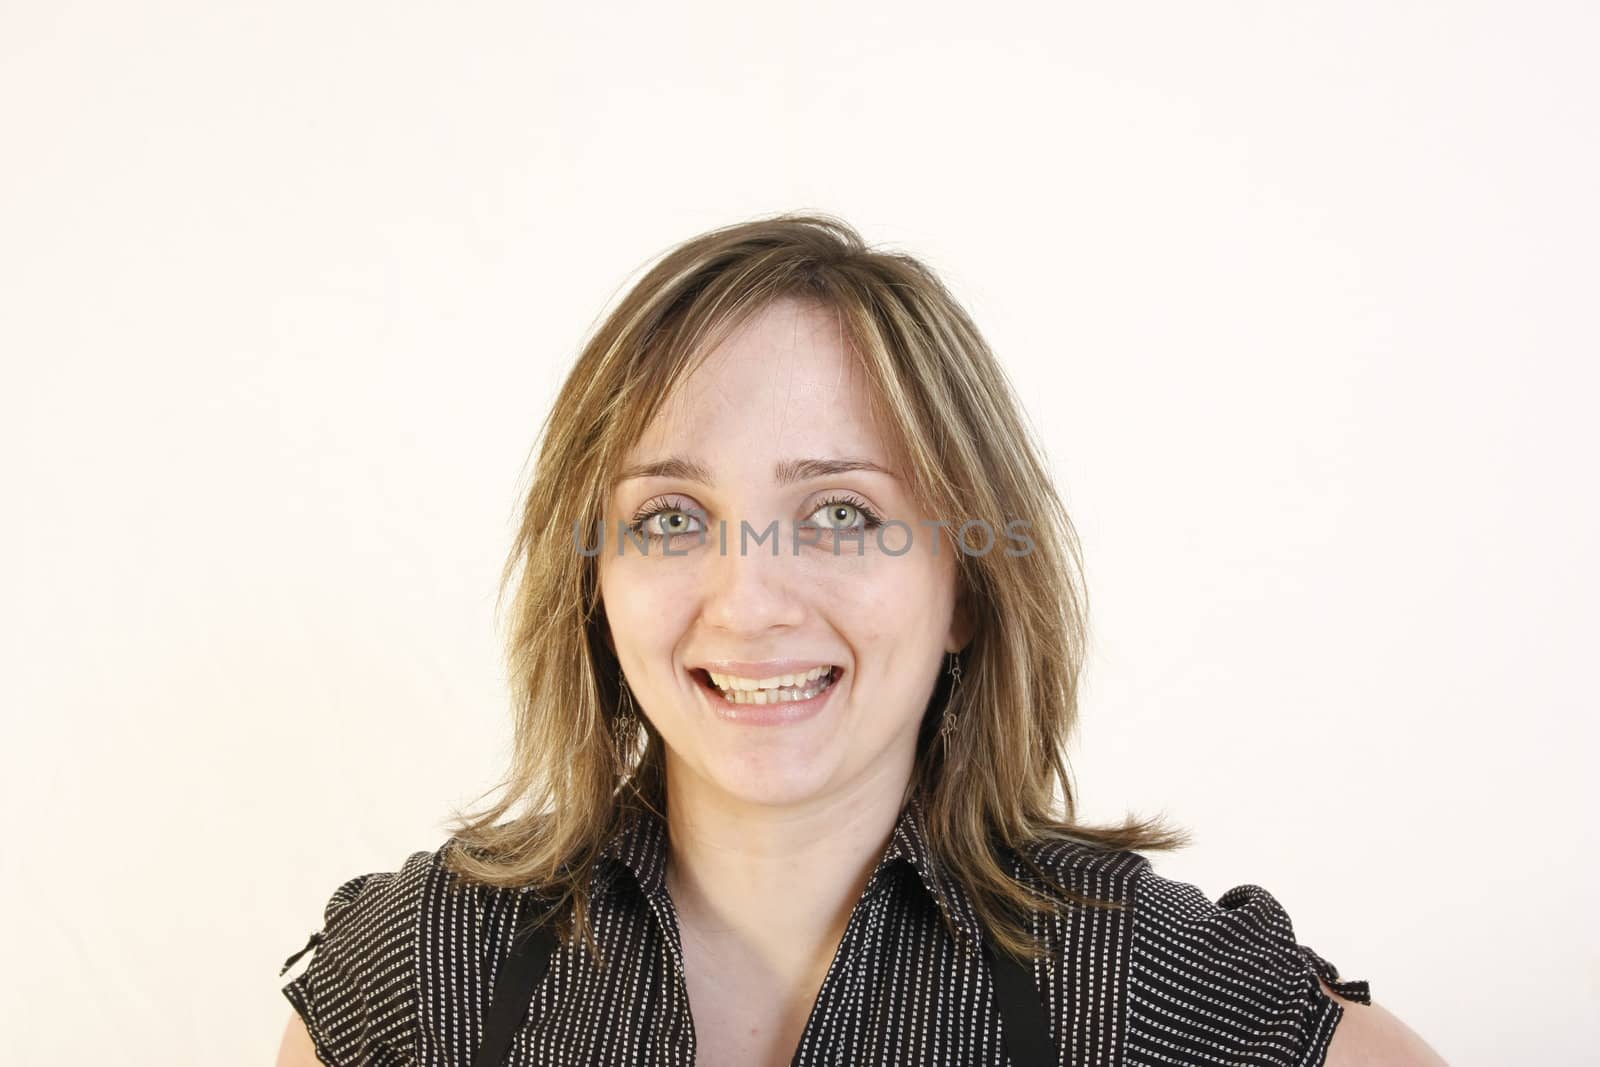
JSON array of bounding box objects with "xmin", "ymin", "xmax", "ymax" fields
[{"xmin": 3, "ymin": 3, "xmax": 1596, "ymax": 1064}]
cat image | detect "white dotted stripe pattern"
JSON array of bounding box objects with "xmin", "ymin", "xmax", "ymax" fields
[
  {"xmin": 1123, "ymin": 876, "xmax": 1371, "ymax": 1066},
  {"xmin": 282, "ymin": 798, "xmax": 1367, "ymax": 1065}
]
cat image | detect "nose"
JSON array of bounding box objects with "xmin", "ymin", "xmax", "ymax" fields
[{"xmin": 698, "ymin": 526, "xmax": 807, "ymax": 635}]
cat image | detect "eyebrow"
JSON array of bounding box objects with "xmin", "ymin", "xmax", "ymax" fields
[{"xmin": 615, "ymin": 456, "xmax": 898, "ymax": 487}]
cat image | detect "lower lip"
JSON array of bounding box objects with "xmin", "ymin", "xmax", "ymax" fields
[{"xmin": 695, "ymin": 669, "xmax": 842, "ymax": 726}]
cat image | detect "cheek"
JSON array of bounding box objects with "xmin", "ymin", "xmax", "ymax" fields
[
  {"xmin": 813, "ymin": 552, "xmax": 954, "ymax": 647},
  {"xmin": 599, "ymin": 562, "xmax": 697, "ymax": 658}
]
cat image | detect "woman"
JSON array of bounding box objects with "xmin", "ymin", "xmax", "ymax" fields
[{"xmin": 277, "ymin": 214, "xmax": 1444, "ymax": 1066}]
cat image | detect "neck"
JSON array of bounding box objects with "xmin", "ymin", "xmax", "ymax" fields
[{"xmin": 661, "ymin": 759, "xmax": 915, "ymax": 982}]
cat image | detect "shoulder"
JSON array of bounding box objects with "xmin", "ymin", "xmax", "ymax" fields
[
  {"xmin": 1010, "ymin": 831, "xmax": 1153, "ymax": 903},
  {"xmin": 1012, "ymin": 845, "xmax": 1445, "ymax": 1066},
  {"xmin": 1123, "ymin": 866, "xmax": 1372, "ymax": 1067},
  {"xmin": 280, "ymin": 839, "xmax": 520, "ymax": 1065},
  {"xmin": 306, "ymin": 842, "xmax": 457, "ymax": 949}
]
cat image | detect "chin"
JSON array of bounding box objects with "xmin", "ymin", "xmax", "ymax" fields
[{"xmin": 699, "ymin": 748, "xmax": 838, "ymax": 807}]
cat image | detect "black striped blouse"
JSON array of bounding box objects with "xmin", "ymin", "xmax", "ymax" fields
[{"xmin": 280, "ymin": 797, "xmax": 1370, "ymax": 1066}]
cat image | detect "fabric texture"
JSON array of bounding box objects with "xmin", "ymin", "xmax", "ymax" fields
[{"xmin": 281, "ymin": 796, "xmax": 1369, "ymax": 1066}]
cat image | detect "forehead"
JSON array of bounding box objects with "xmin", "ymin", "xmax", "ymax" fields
[{"xmin": 633, "ymin": 298, "xmax": 893, "ymax": 465}]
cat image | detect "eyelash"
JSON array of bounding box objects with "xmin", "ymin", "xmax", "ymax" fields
[
  {"xmin": 626, "ymin": 496, "xmax": 699, "ymax": 539},
  {"xmin": 626, "ymin": 493, "xmax": 885, "ymax": 539},
  {"xmin": 813, "ymin": 493, "xmax": 885, "ymax": 531}
]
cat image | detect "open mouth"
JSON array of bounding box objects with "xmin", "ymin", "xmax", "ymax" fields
[{"xmin": 691, "ymin": 665, "xmax": 842, "ymax": 705}]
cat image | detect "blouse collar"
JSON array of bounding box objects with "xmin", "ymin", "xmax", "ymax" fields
[{"xmin": 595, "ymin": 791, "xmax": 987, "ymax": 954}]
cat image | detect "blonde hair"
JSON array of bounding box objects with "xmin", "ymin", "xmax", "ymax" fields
[{"xmin": 442, "ymin": 212, "xmax": 1185, "ymax": 966}]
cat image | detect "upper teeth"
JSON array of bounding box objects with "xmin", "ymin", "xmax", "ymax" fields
[{"xmin": 708, "ymin": 666, "xmax": 833, "ymax": 691}]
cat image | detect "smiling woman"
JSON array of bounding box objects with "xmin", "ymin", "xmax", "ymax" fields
[{"xmin": 276, "ymin": 214, "xmax": 1444, "ymax": 1066}]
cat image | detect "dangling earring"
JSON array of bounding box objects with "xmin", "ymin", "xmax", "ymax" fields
[
  {"xmin": 616, "ymin": 668, "xmax": 638, "ymax": 772},
  {"xmin": 939, "ymin": 651, "xmax": 962, "ymax": 758}
]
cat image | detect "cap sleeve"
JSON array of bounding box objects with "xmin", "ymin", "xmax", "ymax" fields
[
  {"xmin": 279, "ymin": 849, "xmax": 436, "ymax": 1066},
  {"xmin": 1126, "ymin": 870, "xmax": 1371, "ymax": 1067}
]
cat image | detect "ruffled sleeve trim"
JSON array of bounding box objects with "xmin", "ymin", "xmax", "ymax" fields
[{"xmin": 1296, "ymin": 939, "xmax": 1372, "ymax": 1006}]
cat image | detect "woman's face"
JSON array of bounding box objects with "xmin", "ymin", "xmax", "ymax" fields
[{"xmin": 598, "ymin": 297, "xmax": 969, "ymax": 809}]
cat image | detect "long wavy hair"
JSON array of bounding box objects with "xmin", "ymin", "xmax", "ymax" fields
[{"xmin": 442, "ymin": 212, "xmax": 1185, "ymax": 967}]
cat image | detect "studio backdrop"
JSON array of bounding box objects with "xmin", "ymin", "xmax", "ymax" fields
[{"xmin": 3, "ymin": 3, "xmax": 1595, "ymax": 1064}]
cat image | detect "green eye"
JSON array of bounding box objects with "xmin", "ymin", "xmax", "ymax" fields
[
  {"xmin": 816, "ymin": 503, "xmax": 860, "ymax": 529},
  {"xmin": 644, "ymin": 510, "xmax": 702, "ymax": 536},
  {"xmin": 630, "ymin": 501, "xmax": 706, "ymax": 539},
  {"xmin": 808, "ymin": 496, "xmax": 883, "ymax": 531}
]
